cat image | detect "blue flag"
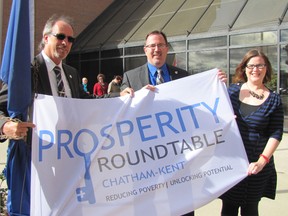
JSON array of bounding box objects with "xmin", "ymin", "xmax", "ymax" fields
[
  {"xmin": 0, "ymin": 0, "xmax": 32, "ymax": 120},
  {"xmin": 0, "ymin": 0, "xmax": 34, "ymax": 215}
]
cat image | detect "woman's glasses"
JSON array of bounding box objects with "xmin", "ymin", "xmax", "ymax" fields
[{"xmin": 246, "ymin": 64, "xmax": 266, "ymax": 69}]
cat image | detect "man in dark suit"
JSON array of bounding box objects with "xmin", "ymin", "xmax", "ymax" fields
[
  {"xmin": 0, "ymin": 13, "xmax": 88, "ymax": 140},
  {"xmin": 0, "ymin": 14, "xmax": 91, "ymax": 215},
  {"xmin": 33, "ymin": 15, "xmax": 90, "ymax": 99},
  {"xmin": 1, "ymin": 13, "xmax": 91, "ymax": 140}
]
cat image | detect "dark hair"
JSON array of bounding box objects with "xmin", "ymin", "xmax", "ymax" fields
[
  {"xmin": 97, "ymin": 73, "xmax": 105, "ymax": 81},
  {"xmin": 233, "ymin": 49, "xmax": 272, "ymax": 84},
  {"xmin": 114, "ymin": 75, "xmax": 122, "ymax": 81},
  {"xmin": 145, "ymin": 30, "xmax": 168, "ymax": 45},
  {"xmin": 38, "ymin": 14, "xmax": 74, "ymax": 51}
]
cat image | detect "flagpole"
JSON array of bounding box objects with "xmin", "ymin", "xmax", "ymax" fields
[
  {"xmin": 0, "ymin": 0, "xmax": 3, "ymax": 66},
  {"xmin": 29, "ymin": 0, "xmax": 34, "ymax": 60}
]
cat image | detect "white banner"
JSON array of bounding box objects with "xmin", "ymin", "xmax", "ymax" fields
[{"xmin": 31, "ymin": 69, "xmax": 248, "ymax": 216}]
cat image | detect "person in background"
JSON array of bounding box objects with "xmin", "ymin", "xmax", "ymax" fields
[
  {"xmin": 82, "ymin": 77, "xmax": 90, "ymax": 94},
  {"xmin": 108, "ymin": 75, "xmax": 122, "ymax": 97},
  {"xmin": 220, "ymin": 49, "xmax": 284, "ymax": 216},
  {"xmin": 120, "ymin": 30, "xmax": 227, "ymax": 216},
  {"xmin": 93, "ymin": 73, "xmax": 108, "ymax": 97}
]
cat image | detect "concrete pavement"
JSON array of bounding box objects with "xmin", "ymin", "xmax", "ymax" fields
[
  {"xmin": 196, "ymin": 133, "xmax": 288, "ymax": 216},
  {"xmin": 0, "ymin": 141, "xmax": 8, "ymax": 188}
]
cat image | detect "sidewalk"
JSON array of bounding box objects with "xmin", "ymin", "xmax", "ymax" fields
[
  {"xmin": 0, "ymin": 134, "xmax": 287, "ymax": 215},
  {"xmin": 0, "ymin": 141, "xmax": 7, "ymax": 176},
  {"xmin": 197, "ymin": 133, "xmax": 288, "ymax": 216},
  {"xmin": 0, "ymin": 141, "xmax": 8, "ymax": 188}
]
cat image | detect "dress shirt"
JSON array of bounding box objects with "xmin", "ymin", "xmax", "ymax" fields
[
  {"xmin": 42, "ymin": 51, "xmax": 72, "ymax": 97},
  {"xmin": 148, "ymin": 63, "xmax": 171, "ymax": 85}
]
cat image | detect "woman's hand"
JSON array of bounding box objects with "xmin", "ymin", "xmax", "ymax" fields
[{"xmin": 247, "ymin": 156, "xmax": 268, "ymax": 175}]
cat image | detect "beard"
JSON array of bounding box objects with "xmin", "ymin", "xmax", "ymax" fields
[{"xmin": 54, "ymin": 46, "xmax": 69, "ymax": 60}]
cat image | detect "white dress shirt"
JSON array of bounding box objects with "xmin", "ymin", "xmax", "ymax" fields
[{"xmin": 41, "ymin": 51, "xmax": 72, "ymax": 98}]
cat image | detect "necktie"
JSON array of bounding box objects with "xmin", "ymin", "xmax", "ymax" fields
[
  {"xmin": 53, "ymin": 66, "xmax": 66, "ymax": 97},
  {"xmin": 156, "ymin": 69, "xmax": 164, "ymax": 85}
]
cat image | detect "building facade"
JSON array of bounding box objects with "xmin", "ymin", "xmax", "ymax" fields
[{"xmin": 67, "ymin": 0, "xmax": 288, "ymax": 129}]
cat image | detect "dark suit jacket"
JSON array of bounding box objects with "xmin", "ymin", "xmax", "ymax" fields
[
  {"xmin": 121, "ymin": 63, "xmax": 189, "ymax": 92},
  {"xmin": 0, "ymin": 80, "xmax": 8, "ymax": 132},
  {"xmin": 0, "ymin": 53, "xmax": 90, "ymax": 133},
  {"xmin": 32, "ymin": 53, "xmax": 89, "ymax": 98}
]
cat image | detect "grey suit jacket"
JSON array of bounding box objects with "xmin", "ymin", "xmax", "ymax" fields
[{"xmin": 121, "ymin": 63, "xmax": 189, "ymax": 92}]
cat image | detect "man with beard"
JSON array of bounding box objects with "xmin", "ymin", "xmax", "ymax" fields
[
  {"xmin": 0, "ymin": 14, "xmax": 134, "ymax": 215},
  {"xmin": 33, "ymin": 14, "xmax": 90, "ymax": 98}
]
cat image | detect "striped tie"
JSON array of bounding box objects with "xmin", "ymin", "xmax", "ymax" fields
[
  {"xmin": 156, "ymin": 69, "xmax": 164, "ymax": 85},
  {"xmin": 53, "ymin": 66, "xmax": 66, "ymax": 97}
]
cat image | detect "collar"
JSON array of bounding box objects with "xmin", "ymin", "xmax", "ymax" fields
[
  {"xmin": 147, "ymin": 63, "xmax": 168, "ymax": 76},
  {"xmin": 41, "ymin": 50, "xmax": 63, "ymax": 73}
]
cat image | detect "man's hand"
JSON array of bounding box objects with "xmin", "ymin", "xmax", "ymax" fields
[
  {"xmin": 2, "ymin": 121, "xmax": 35, "ymax": 139},
  {"xmin": 120, "ymin": 87, "xmax": 134, "ymax": 97},
  {"xmin": 142, "ymin": 84, "xmax": 156, "ymax": 91}
]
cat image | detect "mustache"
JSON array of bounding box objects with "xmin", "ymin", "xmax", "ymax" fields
[{"xmin": 57, "ymin": 45, "xmax": 67, "ymax": 49}]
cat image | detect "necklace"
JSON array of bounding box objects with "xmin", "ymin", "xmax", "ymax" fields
[{"xmin": 246, "ymin": 83, "xmax": 264, "ymax": 100}]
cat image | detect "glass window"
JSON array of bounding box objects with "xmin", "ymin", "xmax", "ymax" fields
[
  {"xmin": 162, "ymin": 0, "xmax": 212, "ymax": 36},
  {"xmin": 284, "ymin": 8, "xmax": 288, "ymax": 23},
  {"xmin": 66, "ymin": 54, "xmax": 79, "ymax": 65},
  {"xmin": 124, "ymin": 56, "xmax": 147, "ymax": 71},
  {"xmin": 84, "ymin": 0, "xmax": 147, "ymax": 48},
  {"xmin": 233, "ymin": 0, "xmax": 287, "ymax": 29},
  {"xmin": 80, "ymin": 60, "xmax": 100, "ymax": 86},
  {"xmin": 125, "ymin": 46, "xmax": 144, "ymax": 56},
  {"xmin": 101, "ymin": 58, "xmax": 124, "ymax": 81},
  {"xmin": 191, "ymin": 0, "xmax": 247, "ymax": 33},
  {"xmin": 188, "ymin": 36, "xmax": 227, "ymax": 50},
  {"xmin": 280, "ymin": 44, "xmax": 288, "ymax": 115},
  {"xmin": 107, "ymin": 0, "xmax": 160, "ymax": 44},
  {"xmin": 101, "ymin": 49, "xmax": 123, "ymax": 58},
  {"xmin": 80, "ymin": 52, "xmax": 99, "ymax": 60},
  {"xmin": 188, "ymin": 49, "xmax": 227, "ymax": 74},
  {"xmin": 280, "ymin": 29, "xmax": 288, "ymax": 42},
  {"xmin": 167, "ymin": 53, "xmax": 187, "ymax": 72},
  {"xmin": 230, "ymin": 32, "xmax": 277, "ymax": 46},
  {"xmin": 169, "ymin": 41, "xmax": 186, "ymax": 52},
  {"xmin": 129, "ymin": 0, "xmax": 182, "ymax": 41}
]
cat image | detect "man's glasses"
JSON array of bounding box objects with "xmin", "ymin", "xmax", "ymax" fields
[
  {"xmin": 145, "ymin": 43, "xmax": 167, "ymax": 49},
  {"xmin": 52, "ymin": 33, "xmax": 75, "ymax": 43},
  {"xmin": 246, "ymin": 64, "xmax": 266, "ymax": 69}
]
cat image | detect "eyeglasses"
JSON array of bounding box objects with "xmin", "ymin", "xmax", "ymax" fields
[
  {"xmin": 52, "ymin": 33, "xmax": 75, "ymax": 43},
  {"xmin": 145, "ymin": 43, "xmax": 167, "ymax": 49},
  {"xmin": 246, "ymin": 64, "xmax": 266, "ymax": 69}
]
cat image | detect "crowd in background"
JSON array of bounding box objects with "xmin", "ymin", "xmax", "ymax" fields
[{"xmin": 82, "ymin": 74, "xmax": 122, "ymax": 97}]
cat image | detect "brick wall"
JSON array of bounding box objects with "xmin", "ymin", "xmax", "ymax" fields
[{"xmin": 1, "ymin": 0, "xmax": 114, "ymax": 56}]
